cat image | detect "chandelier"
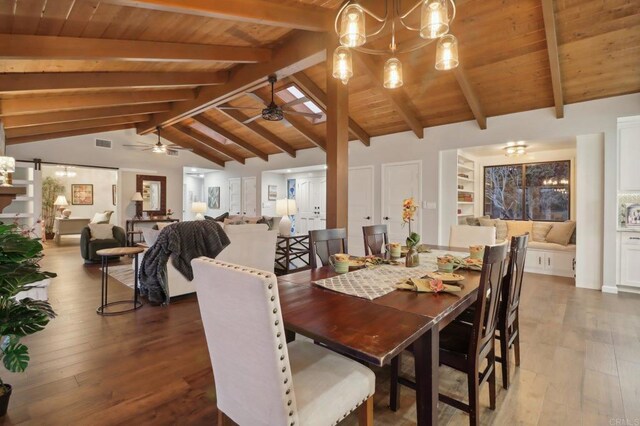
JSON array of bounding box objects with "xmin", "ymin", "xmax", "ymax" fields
[
  {"xmin": 504, "ymin": 141, "xmax": 528, "ymax": 157},
  {"xmin": 332, "ymin": 0, "xmax": 459, "ymax": 88},
  {"xmin": 55, "ymin": 166, "xmax": 77, "ymax": 178}
]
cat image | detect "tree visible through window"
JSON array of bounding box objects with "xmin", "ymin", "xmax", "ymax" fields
[{"xmin": 483, "ymin": 161, "xmax": 570, "ymax": 221}]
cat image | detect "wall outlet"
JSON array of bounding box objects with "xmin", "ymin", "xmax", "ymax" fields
[{"xmin": 426, "ymin": 202, "xmax": 437, "ymax": 210}]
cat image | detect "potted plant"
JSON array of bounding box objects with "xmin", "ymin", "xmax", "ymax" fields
[
  {"xmin": 41, "ymin": 177, "xmax": 65, "ymax": 240},
  {"xmin": 0, "ymin": 222, "xmax": 56, "ymax": 416}
]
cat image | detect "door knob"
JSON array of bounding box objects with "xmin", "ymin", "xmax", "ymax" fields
[
  {"xmin": 364, "ymin": 216, "xmax": 371, "ymax": 220},
  {"xmin": 383, "ymin": 216, "xmax": 390, "ymax": 220}
]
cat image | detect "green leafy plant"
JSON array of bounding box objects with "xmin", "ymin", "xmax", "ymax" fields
[
  {"xmin": 0, "ymin": 223, "xmax": 56, "ymax": 396},
  {"xmin": 42, "ymin": 176, "xmax": 65, "ymax": 236},
  {"xmin": 406, "ymin": 232, "xmax": 421, "ymax": 249}
]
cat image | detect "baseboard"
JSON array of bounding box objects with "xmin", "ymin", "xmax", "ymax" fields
[
  {"xmin": 616, "ymin": 286, "xmax": 640, "ymax": 295},
  {"xmin": 601, "ymin": 285, "xmax": 619, "ymax": 294}
]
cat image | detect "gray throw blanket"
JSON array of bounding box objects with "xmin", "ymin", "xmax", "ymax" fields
[{"xmin": 139, "ymin": 220, "xmax": 230, "ymax": 305}]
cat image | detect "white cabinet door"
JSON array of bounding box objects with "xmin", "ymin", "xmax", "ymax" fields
[
  {"xmin": 348, "ymin": 166, "xmax": 374, "ymax": 256},
  {"xmin": 619, "ymin": 121, "xmax": 640, "ymax": 191},
  {"xmin": 228, "ymin": 178, "xmax": 241, "ymax": 215},
  {"xmin": 242, "ymin": 176, "xmax": 257, "ymax": 216},
  {"xmin": 621, "ymin": 235, "xmax": 640, "ymax": 288},
  {"xmin": 382, "ymin": 161, "xmax": 422, "ymax": 244},
  {"xmin": 546, "ymin": 251, "xmax": 575, "ymax": 278},
  {"xmin": 525, "ymin": 250, "xmax": 545, "ymax": 274}
]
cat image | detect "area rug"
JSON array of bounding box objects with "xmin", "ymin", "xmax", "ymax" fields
[{"xmin": 102, "ymin": 265, "xmax": 136, "ymax": 289}]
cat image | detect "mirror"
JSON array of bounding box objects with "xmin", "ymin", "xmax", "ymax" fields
[{"xmin": 136, "ymin": 175, "xmax": 166, "ymax": 217}]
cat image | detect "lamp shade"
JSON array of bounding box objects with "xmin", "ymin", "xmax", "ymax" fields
[
  {"xmin": 0, "ymin": 156, "xmax": 15, "ymax": 173},
  {"xmin": 54, "ymin": 195, "xmax": 68, "ymax": 206},
  {"xmin": 131, "ymin": 192, "xmax": 143, "ymax": 202},
  {"xmin": 276, "ymin": 199, "xmax": 297, "ymax": 216},
  {"xmin": 192, "ymin": 202, "xmax": 207, "ymax": 214}
]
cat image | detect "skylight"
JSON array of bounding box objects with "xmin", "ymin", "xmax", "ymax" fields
[{"xmin": 275, "ymin": 84, "xmax": 326, "ymax": 124}]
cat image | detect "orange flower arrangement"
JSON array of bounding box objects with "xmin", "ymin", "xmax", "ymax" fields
[{"xmin": 402, "ymin": 197, "xmax": 418, "ymax": 233}]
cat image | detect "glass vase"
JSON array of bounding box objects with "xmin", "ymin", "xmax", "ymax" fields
[{"xmin": 405, "ymin": 246, "xmax": 420, "ymax": 268}]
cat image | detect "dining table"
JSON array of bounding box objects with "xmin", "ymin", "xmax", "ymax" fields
[{"xmin": 277, "ymin": 244, "xmax": 482, "ymax": 426}]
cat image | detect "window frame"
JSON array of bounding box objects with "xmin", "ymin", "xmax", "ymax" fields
[{"xmin": 482, "ymin": 159, "xmax": 571, "ymax": 222}]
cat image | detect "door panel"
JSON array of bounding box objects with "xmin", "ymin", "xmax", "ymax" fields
[
  {"xmin": 348, "ymin": 167, "xmax": 374, "ymax": 256},
  {"xmin": 242, "ymin": 177, "xmax": 257, "ymax": 216},
  {"xmin": 228, "ymin": 178, "xmax": 241, "ymax": 215},
  {"xmin": 382, "ymin": 161, "xmax": 421, "ymax": 244}
]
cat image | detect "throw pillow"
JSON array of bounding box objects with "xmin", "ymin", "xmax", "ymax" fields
[
  {"xmin": 506, "ymin": 220, "xmax": 533, "ymax": 240},
  {"xmin": 495, "ymin": 219, "xmax": 508, "ymax": 241},
  {"xmin": 244, "ymin": 216, "xmax": 261, "ymax": 224},
  {"xmin": 532, "ymin": 222, "xmax": 553, "ymax": 242},
  {"xmin": 466, "ymin": 215, "xmax": 490, "ymax": 226},
  {"xmin": 103, "ymin": 210, "xmax": 114, "ymax": 222},
  {"xmin": 258, "ymin": 216, "xmax": 275, "ymax": 230},
  {"xmin": 88, "ymin": 223, "xmax": 114, "ymax": 240},
  {"xmin": 90, "ymin": 212, "xmax": 110, "ymax": 224},
  {"xmin": 546, "ymin": 221, "xmax": 576, "ymax": 246},
  {"xmin": 210, "ymin": 212, "xmax": 229, "ymax": 222},
  {"xmin": 477, "ymin": 218, "xmax": 496, "ymax": 227},
  {"xmin": 224, "ymin": 218, "xmax": 246, "ymax": 226}
]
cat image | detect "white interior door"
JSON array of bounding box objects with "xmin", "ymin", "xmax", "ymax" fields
[
  {"xmin": 309, "ymin": 177, "xmax": 326, "ymax": 231},
  {"xmin": 348, "ymin": 166, "xmax": 374, "ymax": 256},
  {"xmin": 229, "ymin": 178, "xmax": 241, "ymax": 215},
  {"xmin": 242, "ymin": 176, "xmax": 257, "ymax": 216},
  {"xmin": 295, "ymin": 178, "xmax": 311, "ymax": 235},
  {"xmin": 382, "ymin": 161, "xmax": 422, "ymax": 244}
]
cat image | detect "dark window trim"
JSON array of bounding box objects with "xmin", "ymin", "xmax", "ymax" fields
[{"xmin": 483, "ymin": 159, "xmax": 571, "ymax": 222}]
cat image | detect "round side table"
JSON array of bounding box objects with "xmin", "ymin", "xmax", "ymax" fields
[{"xmin": 96, "ymin": 246, "xmax": 145, "ymax": 316}]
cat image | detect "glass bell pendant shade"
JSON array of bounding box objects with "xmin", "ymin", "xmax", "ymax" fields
[
  {"xmin": 339, "ymin": 4, "xmax": 366, "ymax": 48},
  {"xmin": 435, "ymin": 34, "xmax": 459, "ymax": 70},
  {"xmin": 420, "ymin": 0, "xmax": 449, "ymax": 40},
  {"xmin": 383, "ymin": 57, "xmax": 403, "ymax": 89},
  {"xmin": 332, "ymin": 46, "xmax": 353, "ymax": 84}
]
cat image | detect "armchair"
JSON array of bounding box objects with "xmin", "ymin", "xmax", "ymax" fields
[{"xmin": 80, "ymin": 225, "xmax": 126, "ymax": 263}]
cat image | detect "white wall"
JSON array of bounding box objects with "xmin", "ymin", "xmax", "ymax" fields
[
  {"xmin": 183, "ymin": 175, "xmax": 205, "ymax": 221},
  {"xmin": 42, "ymin": 165, "xmax": 118, "ymax": 223},
  {"xmin": 261, "ymin": 172, "xmax": 287, "ymax": 216}
]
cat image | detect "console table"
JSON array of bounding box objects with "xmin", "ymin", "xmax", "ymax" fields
[
  {"xmin": 54, "ymin": 217, "xmax": 90, "ymax": 244},
  {"xmin": 274, "ymin": 234, "xmax": 311, "ymax": 276},
  {"xmin": 125, "ymin": 218, "xmax": 179, "ymax": 246}
]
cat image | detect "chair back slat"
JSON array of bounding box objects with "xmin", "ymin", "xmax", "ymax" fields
[
  {"xmin": 503, "ymin": 233, "xmax": 529, "ymax": 321},
  {"xmin": 363, "ymin": 225, "xmax": 388, "ymax": 256},
  {"xmin": 472, "ymin": 243, "xmax": 509, "ymax": 358},
  {"xmin": 309, "ymin": 228, "xmax": 348, "ymax": 268}
]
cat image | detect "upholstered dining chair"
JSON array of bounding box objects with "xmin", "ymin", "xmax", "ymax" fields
[
  {"xmin": 192, "ymin": 258, "xmax": 375, "ymax": 426},
  {"xmin": 309, "ymin": 228, "xmax": 348, "ymax": 268},
  {"xmin": 390, "ymin": 243, "xmax": 509, "ymax": 426},
  {"xmin": 497, "ymin": 233, "xmax": 529, "ymax": 389},
  {"xmin": 362, "ymin": 224, "xmax": 388, "ymax": 256},
  {"xmin": 449, "ymin": 224, "xmax": 496, "ymax": 248}
]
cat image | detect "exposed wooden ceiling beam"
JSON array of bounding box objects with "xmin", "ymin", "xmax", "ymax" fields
[
  {"xmin": 353, "ymin": 53, "xmax": 424, "ymax": 139},
  {"xmin": 137, "ymin": 31, "xmax": 326, "ymax": 134},
  {"xmin": 0, "ymin": 89, "xmax": 195, "ymax": 116},
  {"xmin": 453, "ymin": 67, "xmax": 487, "ymax": 130},
  {"xmin": 160, "ymin": 127, "xmax": 226, "ymax": 167},
  {"xmin": 541, "ymin": 0, "xmax": 565, "ymax": 119},
  {"xmin": 217, "ymin": 108, "xmax": 296, "ymax": 158},
  {"xmin": 0, "ymin": 72, "xmax": 229, "ymax": 93},
  {"xmin": 0, "ymin": 34, "xmax": 271, "ymax": 63},
  {"xmin": 192, "ymin": 114, "xmax": 269, "ymax": 161},
  {"xmin": 6, "ymin": 124, "xmax": 136, "ymax": 145},
  {"xmin": 104, "ymin": 0, "xmax": 333, "ymax": 32},
  {"xmin": 173, "ymin": 123, "xmax": 246, "ymax": 164},
  {"xmin": 289, "ymin": 72, "xmax": 371, "ymax": 146},
  {"xmin": 246, "ymin": 91, "xmax": 326, "ymax": 151},
  {"xmin": 6, "ymin": 115, "xmax": 151, "ymax": 138},
  {"xmin": 3, "ymin": 103, "xmax": 171, "ymax": 129}
]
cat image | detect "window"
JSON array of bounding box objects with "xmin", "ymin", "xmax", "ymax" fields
[{"xmin": 483, "ymin": 161, "xmax": 570, "ymax": 221}]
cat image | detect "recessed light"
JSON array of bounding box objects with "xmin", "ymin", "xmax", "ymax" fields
[
  {"xmin": 198, "ymin": 174, "xmax": 204, "ymax": 178},
  {"xmin": 191, "ymin": 168, "xmax": 197, "ymax": 172},
  {"xmin": 286, "ymin": 169, "xmax": 292, "ymax": 173}
]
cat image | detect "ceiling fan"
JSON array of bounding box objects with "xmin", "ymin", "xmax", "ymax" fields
[
  {"xmin": 123, "ymin": 127, "xmax": 193, "ymax": 154},
  {"xmin": 217, "ymin": 75, "xmax": 323, "ymax": 122}
]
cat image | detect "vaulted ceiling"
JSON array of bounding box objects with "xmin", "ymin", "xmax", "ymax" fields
[{"xmin": 1, "ymin": 0, "xmax": 638, "ymax": 167}]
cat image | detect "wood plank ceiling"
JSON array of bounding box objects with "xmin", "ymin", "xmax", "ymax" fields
[{"xmin": 1, "ymin": 0, "xmax": 638, "ymax": 167}]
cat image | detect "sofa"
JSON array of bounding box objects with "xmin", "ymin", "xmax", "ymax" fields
[
  {"xmin": 80, "ymin": 224, "xmax": 126, "ymax": 263},
  {"xmin": 466, "ymin": 216, "xmax": 576, "ymax": 278},
  {"xmin": 135, "ymin": 223, "xmax": 278, "ymax": 298}
]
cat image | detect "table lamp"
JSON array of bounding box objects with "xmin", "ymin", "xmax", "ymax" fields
[
  {"xmin": 131, "ymin": 192, "xmax": 143, "ymax": 219},
  {"xmin": 276, "ymin": 198, "xmax": 297, "ymax": 237},
  {"xmin": 0, "ymin": 156, "xmax": 15, "ymax": 187},
  {"xmin": 54, "ymin": 195, "xmax": 69, "ymax": 218},
  {"xmin": 192, "ymin": 202, "xmax": 207, "ymax": 220}
]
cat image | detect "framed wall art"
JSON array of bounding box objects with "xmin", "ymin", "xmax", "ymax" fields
[{"xmin": 71, "ymin": 184, "xmax": 93, "ymax": 205}]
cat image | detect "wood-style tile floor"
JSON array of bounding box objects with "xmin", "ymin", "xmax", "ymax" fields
[{"xmin": 4, "ymin": 241, "xmax": 640, "ymax": 425}]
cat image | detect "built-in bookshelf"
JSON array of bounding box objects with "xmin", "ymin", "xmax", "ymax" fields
[
  {"xmin": 0, "ymin": 161, "xmax": 41, "ymax": 236},
  {"xmin": 456, "ymin": 153, "xmax": 475, "ymax": 224}
]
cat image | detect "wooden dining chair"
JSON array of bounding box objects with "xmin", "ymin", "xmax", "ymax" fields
[
  {"xmin": 309, "ymin": 228, "xmax": 348, "ymax": 268},
  {"xmin": 390, "ymin": 243, "xmax": 509, "ymax": 426},
  {"xmin": 497, "ymin": 233, "xmax": 529, "ymax": 389},
  {"xmin": 192, "ymin": 258, "xmax": 375, "ymax": 426},
  {"xmin": 362, "ymin": 224, "xmax": 388, "ymax": 256}
]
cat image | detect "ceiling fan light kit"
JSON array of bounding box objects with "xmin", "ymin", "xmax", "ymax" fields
[{"xmin": 333, "ymin": 0, "xmax": 459, "ymax": 88}]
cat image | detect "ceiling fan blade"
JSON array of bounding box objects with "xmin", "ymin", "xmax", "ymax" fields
[
  {"xmin": 167, "ymin": 146, "xmax": 193, "ymax": 151},
  {"xmin": 123, "ymin": 144, "xmax": 151, "ymax": 147},
  {"xmin": 217, "ymin": 106, "xmax": 262, "ymax": 111},
  {"xmin": 243, "ymin": 114, "xmax": 263, "ymax": 124},
  {"xmin": 283, "ymin": 110, "xmax": 323, "ymax": 119}
]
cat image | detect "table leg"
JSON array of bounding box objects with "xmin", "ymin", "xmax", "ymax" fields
[
  {"xmin": 104, "ymin": 256, "xmax": 109, "ymax": 307},
  {"xmin": 134, "ymin": 253, "xmax": 139, "ymax": 305},
  {"xmin": 414, "ymin": 327, "xmax": 439, "ymax": 426},
  {"xmin": 100, "ymin": 256, "xmax": 106, "ymax": 311}
]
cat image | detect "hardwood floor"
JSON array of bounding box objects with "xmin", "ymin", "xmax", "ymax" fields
[{"xmin": 3, "ymin": 240, "xmax": 640, "ymax": 425}]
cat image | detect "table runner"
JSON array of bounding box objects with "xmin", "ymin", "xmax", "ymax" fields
[{"xmin": 312, "ymin": 249, "xmax": 469, "ymax": 300}]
